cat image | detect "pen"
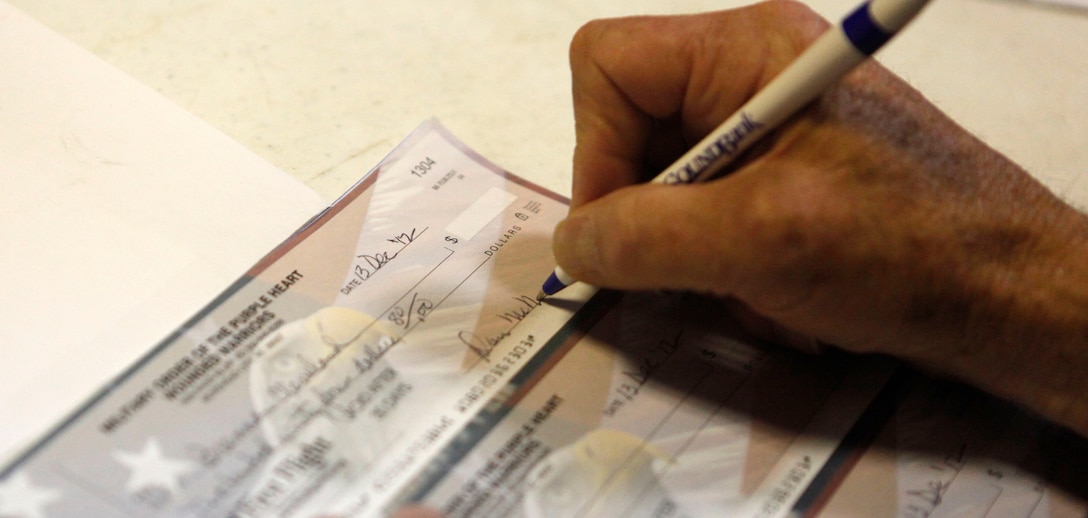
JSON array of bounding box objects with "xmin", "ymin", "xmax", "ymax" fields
[{"xmin": 538, "ymin": 0, "xmax": 931, "ymax": 300}]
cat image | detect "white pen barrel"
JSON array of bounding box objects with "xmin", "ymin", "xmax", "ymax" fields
[
  {"xmin": 661, "ymin": 26, "xmax": 866, "ymax": 185},
  {"xmin": 654, "ymin": 0, "xmax": 932, "ymax": 185},
  {"xmin": 869, "ymin": 0, "xmax": 932, "ymax": 33}
]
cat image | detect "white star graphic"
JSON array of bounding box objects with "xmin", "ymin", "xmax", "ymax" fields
[
  {"xmin": 0, "ymin": 472, "xmax": 61, "ymax": 518},
  {"xmin": 112, "ymin": 438, "xmax": 197, "ymax": 495}
]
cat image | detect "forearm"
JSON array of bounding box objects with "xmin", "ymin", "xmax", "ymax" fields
[
  {"xmin": 943, "ymin": 204, "xmax": 1088, "ymax": 436},
  {"xmin": 796, "ymin": 68, "xmax": 1088, "ymax": 437}
]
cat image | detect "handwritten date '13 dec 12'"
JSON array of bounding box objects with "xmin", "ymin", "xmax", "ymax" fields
[{"xmin": 340, "ymin": 228, "xmax": 425, "ymax": 295}]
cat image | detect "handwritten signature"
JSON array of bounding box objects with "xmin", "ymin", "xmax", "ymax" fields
[
  {"xmin": 458, "ymin": 329, "xmax": 509, "ymax": 362},
  {"xmin": 496, "ymin": 295, "xmax": 540, "ymax": 324},
  {"xmin": 459, "ymin": 295, "xmax": 541, "ymax": 361}
]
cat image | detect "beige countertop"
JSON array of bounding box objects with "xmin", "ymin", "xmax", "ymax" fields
[{"xmin": 9, "ymin": 0, "xmax": 1088, "ymax": 203}]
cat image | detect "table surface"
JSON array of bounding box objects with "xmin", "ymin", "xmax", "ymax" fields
[{"xmin": 9, "ymin": 0, "xmax": 1088, "ymax": 205}]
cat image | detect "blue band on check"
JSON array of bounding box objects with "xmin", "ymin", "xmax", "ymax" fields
[{"xmin": 842, "ymin": 2, "xmax": 892, "ymax": 55}]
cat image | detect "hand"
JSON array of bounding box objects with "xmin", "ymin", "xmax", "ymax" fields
[{"xmin": 554, "ymin": 0, "xmax": 1088, "ymax": 435}]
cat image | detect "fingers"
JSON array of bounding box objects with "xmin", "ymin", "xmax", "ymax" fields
[
  {"xmin": 568, "ymin": 1, "xmax": 828, "ymax": 207},
  {"xmin": 553, "ymin": 173, "xmax": 800, "ymax": 298},
  {"xmin": 553, "ymin": 148, "xmax": 865, "ymax": 318},
  {"xmin": 555, "ymin": 183, "xmax": 722, "ymax": 292}
]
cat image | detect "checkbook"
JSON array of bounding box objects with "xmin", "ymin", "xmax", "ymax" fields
[{"xmin": 10, "ymin": 121, "xmax": 1073, "ymax": 518}]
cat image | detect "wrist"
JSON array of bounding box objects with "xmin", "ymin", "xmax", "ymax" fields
[{"xmin": 948, "ymin": 201, "xmax": 1088, "ymax": 436}]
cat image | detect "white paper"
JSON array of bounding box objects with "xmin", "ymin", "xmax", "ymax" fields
[{"xmin": 0, "ymin": 3, "xmax": 325, "ymax": 461}]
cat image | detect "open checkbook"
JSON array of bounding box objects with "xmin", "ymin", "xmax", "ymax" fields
[{"xmin": 7, "ymin": 119, "xmax": 1085, "ymax": 517}]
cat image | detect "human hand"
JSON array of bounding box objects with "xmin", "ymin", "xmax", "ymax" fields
[{"xmin": 554, "ymin": 0, "xmax": 1088, "ymax": 435}]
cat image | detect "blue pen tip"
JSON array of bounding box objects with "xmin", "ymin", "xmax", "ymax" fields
[{"xmin": 540, "ymin": 271, "xmax": 567, "ymax": 298}]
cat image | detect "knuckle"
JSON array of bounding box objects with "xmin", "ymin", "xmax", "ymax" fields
[
  {"xmin": 569, "ymin": 18, "xmax": 619, "ymax": 65},
  {"xmin": 755, "ymin": 0, "xmax": 830, "ymax": 47},
  {"xmin": 568, "ymin": 19, "xmax": 599, "ymax": 60}
]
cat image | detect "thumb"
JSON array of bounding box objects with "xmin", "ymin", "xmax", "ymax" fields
[{"xmin": 553, "ymin": 181, "xmax": 747, "ymax": 294}]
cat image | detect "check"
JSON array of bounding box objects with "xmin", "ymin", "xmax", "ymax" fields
[
  {"xmin": 7, "ymin": 121, "xmax": 1073, "ymax": 518},
  {"xmin": 0, "ymin": 120, "xmax": 589, "ymax": 517}
]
